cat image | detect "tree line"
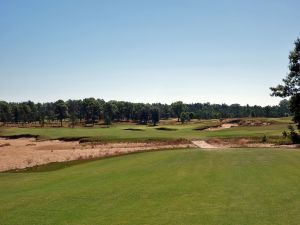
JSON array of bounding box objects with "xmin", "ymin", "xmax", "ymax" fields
[{"xmin": 0, "ymin": 98, "xmax": 290, "ymax": 127}]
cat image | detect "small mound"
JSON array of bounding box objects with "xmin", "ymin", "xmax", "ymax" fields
[{"xmin": 155, "ymin": 127, "xmax": 178, "ymax": 131}]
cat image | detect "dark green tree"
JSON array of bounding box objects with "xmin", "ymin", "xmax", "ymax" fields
[
  {"xmin": 264, "ymin": 106, "xmax": 271, "ymax": 117},
  {"xmin": 189, "ymin": 112, "xmax": 195, "ymax": 120},
  {"xmin": 82, "ymin": 98, "xmax": 101, "ymax": 126},
  {"xmin": 103, "ymin": 102, "xmax": 118, "ymax": 125},
  {"xmin": 278, "ymin": 99, "xmax": 290, "ymax": 117},
  {"xmin": 150, "ymin": 107, "xmax": 160, "ymax": 126},
  {"xmin": 36, "ymin": 103, "xmax": 46, "ymax": 127},
  {"xmin": 132, "ymin": 103, "xmax": 144, "ymax": 122},
  {"xmin": 0, "ymin": 101, "xmax": 10, "ymax": 126},
  {"xmin": 67, "ymin": 100, "xmax": 82, "ymax": 128},
  {"xmin": 26, "ymin": 101, "xmax": 38, "ymax": 123},
  {"xmin": 139, "ymin": 105, "xmax": 150, "ymax": 124},
  {"xmin": 271, "ymin": 38, "xmax": 300, "ymax": 128},
  {"xmin": 44, "ymin": 102, "xmax": 56, "ymax": 124},
  {"xmin": 171, "ymin": 101, "xmax": 186, "ymax": 122},
  {"xmin": 54, "ymin": 100, "xmax": 68, "ymax": 127},
  {"xmin": 180, "ymin": 112, "xmax": 189, "ymax": 124},
  {"xmin": 10, "ymin": 103, "xmax": 20, "ymax": 124},
  {"xmin": 123, "ymin": 102, "xmax": 134, "ymax": 121},
  {"xmin": 97, "ymin": 99, "xmax": 105, "ymax": 121},
  {"xmin": 19, "ymin": 103, "xmax": 31, "ymax": 126}
]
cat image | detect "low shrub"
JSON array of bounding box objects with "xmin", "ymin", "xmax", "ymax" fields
[
  {"xmin": 287, "ymin": 125, "xmax": 300, "ymax": 144},
  {"xmin": 261, "ymin": 135, "xmax": 267, "ymax": 143}
]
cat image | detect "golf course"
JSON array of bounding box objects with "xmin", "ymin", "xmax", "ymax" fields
[
  {"xmin": 1, "ymin": 117, "xmax": 300, "ymax": 224},
  {"xmin": 1, "ymin": 1, "xmax": 300, "ymax": 224}
]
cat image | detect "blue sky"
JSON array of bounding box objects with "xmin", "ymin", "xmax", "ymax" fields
[{"xmin": 0, "ymin": 0, "xmax": 299, "ymax": 106}]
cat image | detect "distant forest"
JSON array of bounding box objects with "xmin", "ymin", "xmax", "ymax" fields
[{"xmin": 0, "ymin": 98, "xmax": 291, "ymax": 126}]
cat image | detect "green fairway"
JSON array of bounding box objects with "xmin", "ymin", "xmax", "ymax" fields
[
  {"xmin": 0, "ymin": 117, "xmax": 292, "ymax": 142},
  {"xmin": 1, "ymin": 148, "xmax": 300, "ymax": 225}
]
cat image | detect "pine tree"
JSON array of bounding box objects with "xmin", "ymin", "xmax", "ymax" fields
[{"xmin": 271, "ymin": 38, "xmax": 300, "ymax": 128}]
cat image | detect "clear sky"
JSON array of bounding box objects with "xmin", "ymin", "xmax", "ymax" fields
[{"xmin": 0, "ymin": 0, "xmax": 299, "ymax": 106}]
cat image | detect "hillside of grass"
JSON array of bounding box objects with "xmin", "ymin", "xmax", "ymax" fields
[{"xmin": 1, "ymin": 148, "xmax": 300, "ymax": 225}]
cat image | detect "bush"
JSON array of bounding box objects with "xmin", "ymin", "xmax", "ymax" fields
[
  {"xmin": 282, "ymin": 130, "xmax": 288, "ymax": 139},
  {"xmin": 261, "ymin": 135, "xmax": 267, "ymax": 143},
  {"xmin": 287, "ymin": 125, "xmax": 300, "ymax": 144}
]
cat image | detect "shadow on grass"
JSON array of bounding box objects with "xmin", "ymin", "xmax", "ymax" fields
[
  {"xmin": 123, "ymin": 128, "xmax": 145, "ymax": 131},
  {"xmin": 155, "ymin": 127, "xmax": 178, "ymax": 131},
  {"xmin": 0, "ymin": 134, "xmax": 39, "ymax": 139}
]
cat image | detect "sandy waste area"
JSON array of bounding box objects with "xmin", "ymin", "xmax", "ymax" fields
[{"xmin": 0, "ymin": 138, "xmax": 194, "ymax": 171}]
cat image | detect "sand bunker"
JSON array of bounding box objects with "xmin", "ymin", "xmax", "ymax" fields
[
  {"xmin": 0, "ymin": 138, "xmax": 194, "ymax": 172},
  {"xmin": 192, "ymin": 139, "xmax": 280, "ymax": 149},
  {"xmin": 206, "ymin": 123, "xmax": 239, "ymax": 131},
  {"xmin": 192, "ymin": 140, "xmax": 221, "ymax": 149}
]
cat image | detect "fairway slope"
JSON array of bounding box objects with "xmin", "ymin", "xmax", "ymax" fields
[{"xmin": 1, "ymin": 149, "xmax": 300, "ymax": 225}]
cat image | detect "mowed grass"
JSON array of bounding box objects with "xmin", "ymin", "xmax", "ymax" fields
[
  {"xmin": 1, "ymin": 148, "xmax": 300, "ymax": 225},
  {"xmin": 0, "ymin": 117, "xmax": 292, "ymax": 141}
]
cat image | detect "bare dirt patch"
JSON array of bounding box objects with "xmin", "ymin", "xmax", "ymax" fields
[{"xmin": 0, "ymin": 138, "xmax": 194, "ymax": 172}]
